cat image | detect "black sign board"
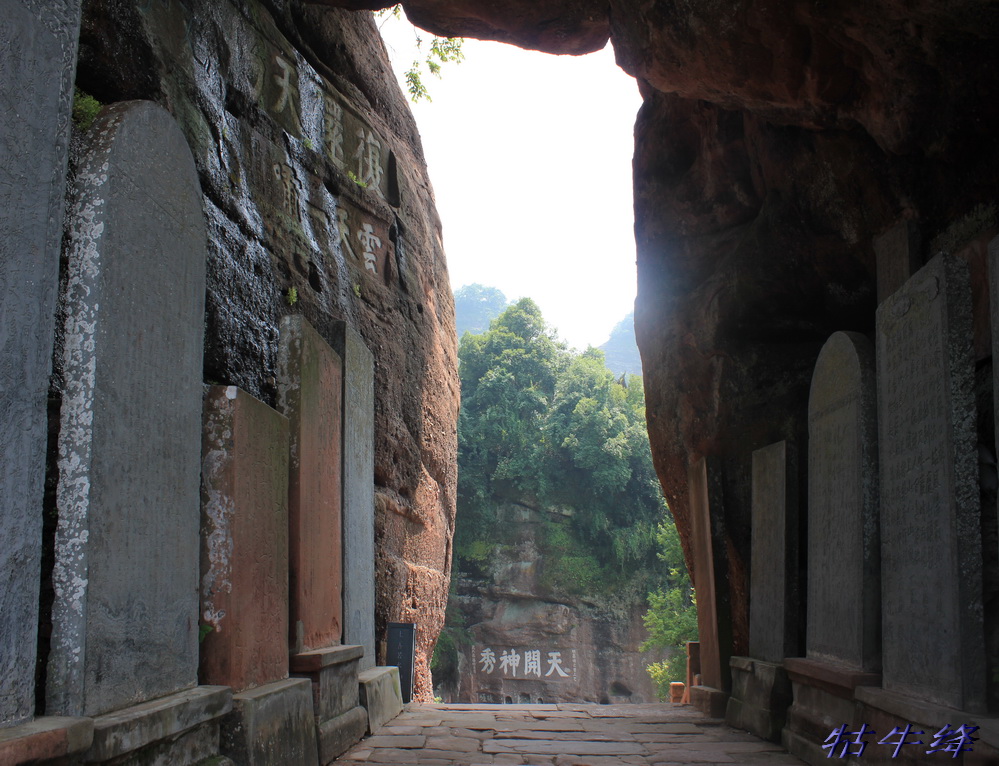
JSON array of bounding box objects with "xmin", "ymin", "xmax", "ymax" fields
[{"xmin": 387, "ymin": 622, "xmax": 416, "ymax": 703}]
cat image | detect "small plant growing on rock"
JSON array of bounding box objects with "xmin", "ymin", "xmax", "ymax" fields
[
  {"xmin": 72, "ymin": 88, "xmax": 102, "ymax": 132},
  {"xmin": 347, "ymin": 170, "xmax": 368, "ymax": 189},
  {"xmin": 285, "ymin": 286, "xmax": 298, "ymax": 306}
]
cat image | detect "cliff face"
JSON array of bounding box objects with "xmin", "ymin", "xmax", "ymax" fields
[
  {"xmin": 442, "ymin": 504, "xmax": 664, "ymax": 705},
  {"xmin": 76, "ymin": 0, "xmax": 458, "ymax": 699},
  {"xmin": 318, "ymin": 0, "xmax": 999, "ymax": 654}
]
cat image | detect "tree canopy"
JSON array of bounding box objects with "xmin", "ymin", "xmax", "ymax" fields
[
  {"xmin": 455, "ymin": 298, "xmax": 664, "ymax": 588},
  {"xmin": 453, "ymin": 283, "xmax": 508, "ymax": 339}
]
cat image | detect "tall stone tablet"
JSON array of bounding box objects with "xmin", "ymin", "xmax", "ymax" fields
[
  {"xmin": 47, "ymin": 101, "xmax": 207, "ymax": 717},
  {"xmin": 332, "ymin": 322, "xmax": 376, "ymax": 670},
  {"xmin": 0, "ymin": 0, "xmax": 82, "ymax": 726},
  {"xmin": 200, "ymin": 386, "xmax": 290, "ymax": 692},
  {"xmin": 876, "ymin": 253, "xmax": 985, "ymax": 712},
  {"xmin": 749, "ymin": 441, "xmax": 800, "ymax": 663},
  {"xmin": 278, "ymin": 316, "xmax": 344, "ymax": 654},
  {"xmin": 806, "ymin": 332, "xmax": 880, "ymax": 670},
  {"xmin": 688, "ymin": 457, "xmax": 729, "ymax": 691}
]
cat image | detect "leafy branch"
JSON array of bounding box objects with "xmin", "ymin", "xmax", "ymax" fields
[{"xmin": 377, "ymin": 4, "xmax": 464, "ymax": 103}]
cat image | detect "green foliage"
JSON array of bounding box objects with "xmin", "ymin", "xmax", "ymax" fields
[
  {"xmin": 641, "ymin": 519, "xmax": 698, "ymax": 696},
  {"xmin": 377, "ymin": 5, "xmax": 464, "ymax": 103},
  {"xmin": 72, "ymin": 88, "xmax": 102, "ymax": 132},
  {"xmin": 285, "ymin": 286, "xmax": 298, "ymax": 306},
  {"xmin": 454, "ymin": 299, "xmax": 663, "ymax": 593},
  {"xmin": 347, "ymin": 170, "xmax": 368, "ymax": 188},
  {"xmin": 198, "ymin": 624, "xmax": 214, "ymax": 643}
]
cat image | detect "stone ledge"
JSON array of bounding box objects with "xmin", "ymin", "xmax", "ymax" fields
[
  {"xmin": 689, "ymin": 685, "xmax": 728, "ymax": 719},
  {"xmin": 290, "ymin": 645, "xmax": 364, "ymax": 673},
  {"xmin": 87, "ymin": 685, "xmax": 232, "ymax": 762},
  {"xmin": 221, "ymin": 678, "xmax": 318, "ymax": 766},
  {"xmin": 358, "ymin": 667, "xmax": 403, "ymax": 732},
  {"xmin": 0, "ymin": 716, "xmax": 93, "ymax": 765},
  {"xmin": 317, "ymin": 705, "xmax": 367, "ymax": 764},
  {"xmin": 857, "ymin": 686, "xmax": 999, "ymax": 746},
  {"xmin": 784, "ymin": 657, "xmax": 881, "ymax": 700}
]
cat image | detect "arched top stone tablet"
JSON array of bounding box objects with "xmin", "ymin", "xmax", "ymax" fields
[
  {"xmin": 806, "ymin": 331, "xmax": 880, "ymax": 670},
  {"xmin": 48, "ymin": 100, "xmax": 207, "ymax": 717}
]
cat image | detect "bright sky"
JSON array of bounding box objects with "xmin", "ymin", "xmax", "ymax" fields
[{"xmin": 377, "ymin": 13, "xmax": 643, "ymax": 350}]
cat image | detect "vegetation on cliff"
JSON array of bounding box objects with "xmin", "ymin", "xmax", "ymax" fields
[{"xmin": 438, "ymin": 297, "xmax": 696, "ymax": 699}]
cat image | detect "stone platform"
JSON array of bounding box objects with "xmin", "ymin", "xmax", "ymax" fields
[{"xmin": 333, "ymin": 702, "xmax": 807, "ymax": 765}]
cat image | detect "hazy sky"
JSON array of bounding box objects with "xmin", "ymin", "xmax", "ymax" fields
[{"xmin": 377, "ymin": 14, "xmax": 643, "ymax": 350}]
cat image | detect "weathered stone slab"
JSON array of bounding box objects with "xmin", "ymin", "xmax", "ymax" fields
[
  {"xmin": 875, "ymin": 218, "xmax": 922, "ymax": 304},
  {"xmin": 200, "ymin": 386, "xmax": 290, "ymax": 692},
  {"xmin": 726, "ymin": 658, "xmax": 792, "ymax": 743},
  {"xmin": 219, "ymin": 678, "xmax": 318, "ymax": 766},
  {"xmin": 291, "ymin": 644, "xmax": 363, "ymax": 723},
  {"xmin": 317, "ymin": 705, "xmax": 368, "ymax": 764},
  {"xmin": 332, "ymin": 322, "xmax": 376, "ymax": 671},
  {"xmin": 85, "ymin": 685, "xmax": 231, "ymax": 762},
  {"xmin": 806, "ymin": 332, "xmax": 880, "ymax": 670},
  {"xmin": 279, "ymin": 316, "xmax": 344, "ymax": 654},
  {"xmin": 47, "ymin": 101, "xmax": 207, "ymax": 717},
  {"xmin": 0, "ymin": 716, "xmax": 92, "ymax": 764},
  {"xmin": 749, "ymin": 441, "xmax": 800, "ymax": 663},
  {"xmin": 0, "ymin": 0, "xmax": 81, "ymax": 726},
  {"xmin": 875, "ymin": 253, "xmax": 985, "ymax": 712},
  {"xmin": 687, "ymin": 457, "xmax": 730, "ymax": 692},
  {"xmin": 359, "ymin": 666, "xmax": 404, "ymax": 733}
]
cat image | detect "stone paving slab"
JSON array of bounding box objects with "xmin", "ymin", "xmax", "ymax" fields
[{"xmin": 333, "ymin": 702, "xmax": 808, "ymax": 765}]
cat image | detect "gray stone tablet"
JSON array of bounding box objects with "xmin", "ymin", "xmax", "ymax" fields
[
  {"xmin": 332, "ymin": 322, "xmax": 376, "ymax": 671},
  {"xmin": 0, "ymin": 0, "xmax": 81, "ymax": 726},
  {"xmin": 806, "ymin": 332, "xmax": 880, "ymax": 670},
  {"xmin": 876, "ymin": 252, "xmax": 984, "ymax": 712},
  {"xmin": 749, "ymin": 440, "xmax": 800, "ymax": 663},
  {"xmin": 47, "ymin": 101, "xmax": 207, "ymax": 717}
]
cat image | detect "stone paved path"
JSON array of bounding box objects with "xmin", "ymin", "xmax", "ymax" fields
[{"xmin": 334, "ymin": 702, "xmax": 809, "ymax": 765}]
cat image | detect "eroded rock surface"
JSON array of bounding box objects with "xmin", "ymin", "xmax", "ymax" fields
[
  {"xmin": 77, "ymin": 0, "xmax": 458, "ymax": 699},
  {"xmin": 316, "ymin": 0, "xmax": 999, "ymax": 655}
]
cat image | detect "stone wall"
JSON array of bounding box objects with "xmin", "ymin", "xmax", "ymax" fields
[{"xmin": 73, "ymin": 0, "xmax": 458, "ymax": 699}]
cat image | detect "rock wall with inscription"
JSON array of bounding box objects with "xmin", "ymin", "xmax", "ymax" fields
[
  {"xmin": 440, "ymin": 505, "xmax": 666, "ymax": 705},
  {"xmin": 315, "ymin": 0, "xmax": 999, "ymax": 666},
  {"xmin": 74, "ymin": 0, "xmax": 458, "ymax": 699}
]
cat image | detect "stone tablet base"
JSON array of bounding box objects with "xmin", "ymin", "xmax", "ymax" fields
[
  {"xmin": 291, "ymin": 645, "xmax": 367, "ymax": 763},
  {"xmin": 725, "ymin": 656, "xmax": 792, "ymax": 743},
  {"xmin": 84, "ymin": 686, "xmax": 231, "ymax": 764},
  {"xmin": 855, "ymin": 687, "xmax": 999, "ymax": 766},
  {"xmin": 359, "ymin": 666, "xmax": 404, "ymax": 732},
  {"xmin": 219, "ymin": 678, "xmax": 318, "ymax": 766},
  {"xmin": 781, "ymin": 658, "xmax": 881, "ymax": 765},
  {"xmin": 689, "ymin": 685, "xmax": 728, "ymax": 718},
  {"xmin": 0, "ymin": 716, "xmax": 93, "ymax": 765}
]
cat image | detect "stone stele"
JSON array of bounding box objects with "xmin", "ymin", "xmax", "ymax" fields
[
  {"xmin": 875, "ymin": 252, "xmax": 985, "ymax": 712},
  {"xmin": 278, "ymin": 315, "xmax": 344, "ymax": 654},
  {"xmin": 749, "ymin": 440, "xmax": 800, "ymax": 663},
  {"xmin": 200, "ymin": 386, "xmax": 290, "ymax": 693},
  {"xmin": 806, "ymin": 331, "xmax": 880, "ymax": 670},
  {"xmin": 47, "ymin": 100, "xmax": 207, "ymax": 717},
  {"xmin": 332, "ymin": 321, "xmax": 376, "ymax": 671},
  {"xmin": 0, "ymin": 0, "xmax": 81, "ymax": 727}
]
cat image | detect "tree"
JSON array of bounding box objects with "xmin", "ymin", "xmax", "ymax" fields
[
  {"xmin": 453, "ymin": 284, "xmax": 508, "ymax": 338},
  {"xmin": 641, "ymin": 519, "xmax": 698, "ymax": 697}
]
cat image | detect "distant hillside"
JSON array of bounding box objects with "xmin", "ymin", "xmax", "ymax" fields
[
  {"xmin": 599, "ymin": 311, "xmax": 642, "ymax": 377},
  {"xmin": 454, "ymin": 284, "xmax": 508, "ymax": 338}
]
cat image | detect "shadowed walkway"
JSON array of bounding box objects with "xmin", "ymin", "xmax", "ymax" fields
[{"xmin": 334, "ymin": 702, "xmax": 809, "ymax": 765}]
